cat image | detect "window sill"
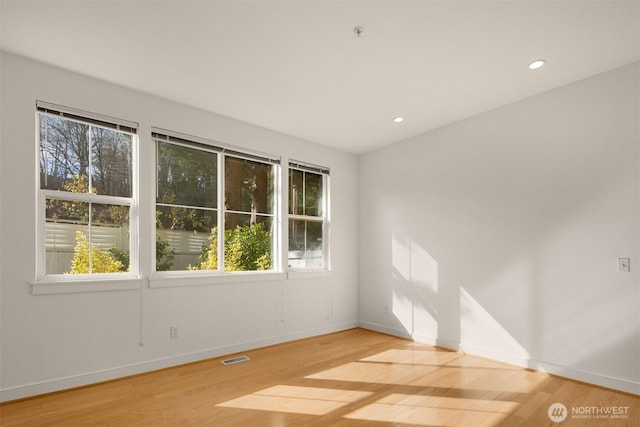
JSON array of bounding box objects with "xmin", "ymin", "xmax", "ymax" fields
[
  {"xmin": 29, "ymin": 271, "xmax": 330, "ymax": 294},
  {"xmin": 287, "ymin": 270, "xmax": 332, "ymax": 280},
  {"xmin": 149, "ymin": 271, "xmax": 287, "ymax": 288},
  {"xmin": 31, "ymin": 278, "xmax": 143, "ymax": 295}
]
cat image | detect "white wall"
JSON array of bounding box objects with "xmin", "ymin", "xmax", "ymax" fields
[
  {"xmin": 358, "ymin": 62, "xmax": 640, "ymax": 394},
  {"xmin": 2, "ymin": 52, "xmax": 638, "ymax": 402},
  {"xmin": 0, "ymin": 52, "xmax": 359, "ymax": 401}
]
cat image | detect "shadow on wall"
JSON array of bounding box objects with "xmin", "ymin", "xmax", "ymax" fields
[
  {"xmin": 360, "ymin": 63, "xmax": 640, "ymax": 394},
  {"xmin": 390, "ymin": 231, "xmax": 459, "ymax": 348},
  {"xmin": 381, "ymin": 182, "xmax": 639, "ymax": 393},
  {"xmin": 391, "ymin": 233, "xmax": 436, "ymax": 335}
]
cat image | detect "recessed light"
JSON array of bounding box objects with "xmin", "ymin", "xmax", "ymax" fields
[
  {"xmin": 528, "ymin": 59, "xmax": 546, "ymax": 70},
  {"xmin": 393, "ymin": 116, "xmax": 404, "ymax": 123}
]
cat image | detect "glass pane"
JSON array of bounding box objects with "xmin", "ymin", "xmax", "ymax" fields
[
  {"xmin": 90, "ymin": 203, "xmax": 130, "ymax": 273},
  {"xmin": 46, "ymin": 199, "xmax": 89, "ymax": 274},
  {"xmin": 156, "ymin": 206, "xmax": 217, "ymax": 271},
  {"xmin": 304, "ymin": 172, "xmax": 323, "ymax": 217},
  {"xmin": 91, "ymin": 127, "xmax": 132, "ymax": 197},
  {"xmin": 288, "ymin": 219, "xmax": 323, "ymax": 269},
  {"xmin": 157, "ymin": 141, "xmax": 217, "ymax": 208},
  {"xmin": 46, "ymin": 197, "xmax": 89, "ymax": 225},
  {"xmin": 224, "ymin": 213, "xmax": 273, "ymax": 271},
  {"xmin": 225, "ymin": 156, "xmax": 273, "ymax": 214},
  {"xmin": 155, "ymin": 205, "xmax": 217, "ymax": 233},
  {"xmin": 306, "ymin": 220, "xmax": 324, "ymax": 268},
  {"xmin": 289, "ymin": 169, "xmax": 303, "ymax": 215},
  {"xmin": 288, "ymin": 219, "xmax": 305, "ymax": 268},
  {"xmin": 40, "ymin": 114, "xmax": 90, "ymax": 192},
  {"xmin": 45, "ymin": 199, "xmax": 130, "ymax": 274}
]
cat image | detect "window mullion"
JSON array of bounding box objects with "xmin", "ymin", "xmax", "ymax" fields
[
  {"xmin": 41, "ymin": 190, "xmax": 131, "ymax": 206},
  {"xmin": 225, "ymin": 209, "xmax": 275, "ymax": 217},
  {"xmin": 88, "ymin": 201, "xmax": 93, "ymax": 274},
  {"xmin": 218, "ymin": 153, "xmax": 225, "ymax": 272},
  {"xmin": 302, "ymin": 170, "xmax": 306, "ymax": 217},
  {"xmin": 288, "ymin": 214, "xmax": 322, "ymax": 221},
  {"xmin": 88, "ymin": 124, "xmax": 93, "ymax": 194},
  {"xmin": 304, "ymin": 220, "xmax": 309, "ymax": 265},
  {"xmin": 156, "ymin": 202, "xmax": 217, "ymax": 212}
]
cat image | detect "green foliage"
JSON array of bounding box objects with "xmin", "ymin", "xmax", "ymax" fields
[
  {"xmin": 63, "ymin": 174, "xmax": 93, "ymax": 194},
  {"xmin": 70, "ymin": 231, "xmax": 175, "ymax": 274},
  {"xmin": 224, "ymin": 223, "xmax": 272, "ymax": 271},
  {"xmin": 69, "ymin": 231, "xmax": 124, "ymax": 274},
  {"xmin": 190, "ymin": 223, "xmax": 272, "ymax": 272},
  {"xmin": 107, "ymin": 247, "xmax": 129, "ymax": 272},
  {"xmin": 191, "ymin": 228, "xmax": 218, "ymax": 271},
  {"xmin": 156, "ymin": 234, "xmax": 175, "ymax": 271}
]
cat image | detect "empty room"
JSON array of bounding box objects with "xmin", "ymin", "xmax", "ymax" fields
[{"xmin": 0, "ymin": 1, "xmax": 638, "ymax": 426}]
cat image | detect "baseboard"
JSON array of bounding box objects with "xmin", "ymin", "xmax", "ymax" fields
[
  {"xmin": 526, "ymin": 359, "xmax": 640, "ymax": 396},
  {"xmin": 457, "ymin": 342, "xmax": 639, "ymax": 395},
  {"xmin": 357, "ymin": 320, "xmax": 413, "ymax": 340},
  {"xmin": 358, "ymin": 323, "xmax": 640, "ymax": 396},
  {"xmin": 0, "ymin": 321, "xmax": 359, "ymax": 403},
  {"xmin": 357, "ymin": 321, "xmax": 459, "ymax": 350}
]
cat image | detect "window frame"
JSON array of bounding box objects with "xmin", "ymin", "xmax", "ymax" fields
[
  {"xmin": 33, "ymin": 104, "xmax": 335, "ymax": 290},
  {"xmin": 287, "ymin": 161, "xmax": 330, "ymax": 272},
  {"xmin": 35, "ymin": 101, "xmax": 139, "ymax": 283},
  {"xmin": 152, "ymin": 129, "xmax": 281, "ymax": 276}
]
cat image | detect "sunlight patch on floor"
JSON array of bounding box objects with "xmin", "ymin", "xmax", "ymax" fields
[
  {"xmin": 306, "ymin": 361, "xmax": 439, "ymax": 385},
  {"xmin": 361, "ymin": 348, "xmax": 461, "ymax": 366},
  {"xmin": 409, "ymin": 365, "xmax": 547, "ymax": 393},
  {"xmin": 217, "ymin": 385, "xmax": 372, "ymax": 416},
  {"xmin": 344, "ymin": 393, "xmax": 518, "ymax": 426},
  {"xmin": 306, "ymin": 355, "xmax": 544, "ymax": 394}
]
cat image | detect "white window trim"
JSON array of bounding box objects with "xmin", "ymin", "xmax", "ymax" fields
[
  {"xmin": 149, "ymin": 271, "xmax": 286, "ymax": 288},
  {"xmin": 287, "ymin": 270, "xmax": 331, "ymax": 280},
  {"xmin": 35, "ymin": 103, "xmax": 139, "ymax": 285},
  {"xmin": 152, "ymin": 129, "xmax": 281, "ymax": 277},
  {"xmin": 287, "ymin": 162, "xmax": 331, "ymax": 272},
  {"xmin": 31, "ymin": 278, "xmax": 143, "ymax": 295}
]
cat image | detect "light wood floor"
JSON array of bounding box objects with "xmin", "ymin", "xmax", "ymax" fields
[{"xmin": 1, "ymin": 328, "xmax": 638, "ymax": 426}]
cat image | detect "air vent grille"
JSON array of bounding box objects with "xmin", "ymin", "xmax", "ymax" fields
[{"xmin": 221, "ymin": 355, "xmax": 250, "ymax": 365}]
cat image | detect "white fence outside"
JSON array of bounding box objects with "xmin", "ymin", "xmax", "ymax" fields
[
  {"xmin": 46, "ymin": 223, "xmax": 321, "ymax": 272},
  {"xmin": 45, "ymin": 222, "xmax": 129, "ymax": 274}
]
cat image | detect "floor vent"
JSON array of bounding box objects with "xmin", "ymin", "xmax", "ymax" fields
[{"xmin": 221, "ymin": 355, "xmax": 250, "ymax": 365}]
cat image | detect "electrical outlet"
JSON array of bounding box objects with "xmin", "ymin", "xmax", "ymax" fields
[
  {"xmin": 617, "ymin": 258, "xmax": 630, "ymax": 273},
  {"xmin": 170, "ymin": 326, "xmax": 178, "ymax": 338}
]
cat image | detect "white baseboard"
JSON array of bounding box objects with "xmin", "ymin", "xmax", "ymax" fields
[
  {"xmin": 357, "ymin": 320, "xmax": 413, "ymax": 340},
  {"xmin": 0, "ymin": 321, "xmax": 359, "ymax": 403},
  {"xmin": 357, "ymin": 321, "xmax": 459, "ymax": 350},
  {"xmin": 458, "ymin": 342, "xmax": 640, "ymax": 395},
  {"xmin": 358, "ymin": 322, "xmax": 640, "ymax": 396}
]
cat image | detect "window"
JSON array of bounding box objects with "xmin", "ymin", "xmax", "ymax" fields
[
  {"xmin": 37, "ymin": 102, "xmax": 137, "ymax": 279},
  {"xmin": 154, "ymin": 131, "xmax": 278, "ymax": 273},
  {"xmin": 288, "ymin": 161, "xmax": 329, "ymax": 269}
]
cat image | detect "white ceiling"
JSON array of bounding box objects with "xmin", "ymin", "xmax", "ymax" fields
[{"xmin": 1, "ymin": 1, "xmax": 639, "ymax": 154}]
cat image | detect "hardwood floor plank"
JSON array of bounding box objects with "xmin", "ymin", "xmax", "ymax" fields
[{"xmin": 1, "ymin": 328, "xmax": 637, "ymax": 426}]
